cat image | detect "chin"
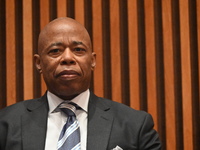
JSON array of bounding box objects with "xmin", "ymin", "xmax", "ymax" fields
[{"xmin": 54, "ymin": 85, "xmax": 87, "ymax": 99}]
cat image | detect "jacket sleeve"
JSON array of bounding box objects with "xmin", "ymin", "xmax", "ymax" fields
[
  {"xmin": 0, "ymin": 119, "xmax": 7, "ymax": 150},
  {"xmin": 138, "ymin": 114, "xmax": 162, "ymax": 150}
]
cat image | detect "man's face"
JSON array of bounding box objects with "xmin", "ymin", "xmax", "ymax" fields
[{"xmin": 34, "ymin": 19, "xmax": 96, "ymax": 99}]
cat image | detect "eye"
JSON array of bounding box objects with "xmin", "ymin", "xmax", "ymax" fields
[
  {"xmin": 48, "ymin": 49, "xmax": 62, "ymax": 56},
  {"xmin": 49, "ymin": 49, "xmax": 60, "ymax": 53},
  {"xmin": 73, "ymin": 48, "xmax": 86, "ymax": 55},
  {"xmin": 74, "ymin": 48, "xmax": 86, "ymax": 52},
  {"xmin": 47, "ymin": 48, "xmax": 62, "ymax": 57}
]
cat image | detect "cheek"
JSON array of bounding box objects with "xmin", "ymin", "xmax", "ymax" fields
[
  {"xmin": 81, "ymin": 60, "xmax": 93, "ymax": 76},
  {"xmin": 41, "ymin": 58, "xmax": 58, "ymax": 75}
]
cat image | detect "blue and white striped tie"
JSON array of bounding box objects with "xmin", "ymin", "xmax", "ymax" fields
[{"xmin": 57, "ymin": 102, "xmax": 81, "ymax": 150}]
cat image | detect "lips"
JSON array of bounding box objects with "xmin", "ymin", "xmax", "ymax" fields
[{"xmin": 56, "ymin": 70, "xmax": 80, "ymax": 79}]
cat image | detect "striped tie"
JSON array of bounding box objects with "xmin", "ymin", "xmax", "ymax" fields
[{"xmin": 57, "ymin": 102, "xmax": 81, "ymax": 150}]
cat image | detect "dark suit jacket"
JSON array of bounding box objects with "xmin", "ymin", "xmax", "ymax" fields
[{"xmin": 0, "ymin": 92, "xmax": 161, "ymax": 150}]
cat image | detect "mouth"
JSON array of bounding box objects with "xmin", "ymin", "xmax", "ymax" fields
[{"xmin": 56, "ymin": 70, "xmax": 80, "ymax": 80}]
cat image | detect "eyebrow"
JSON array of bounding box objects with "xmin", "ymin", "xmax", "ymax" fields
[
  {"xmin": 47, "ymin": 42, "xmax": 63, "ymax": 49},
  {"xmin": 72, "ymin": 41, "xmax": 88, "ymax": 48},
  {"xmin": 73, "ymin": 41, "xmax": 83, "ymax": 45},
  {"xmin": 46, "ymin": 41, "xmax": 88, "ymax": 50}
]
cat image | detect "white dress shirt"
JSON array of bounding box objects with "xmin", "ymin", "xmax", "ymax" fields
[{"xmin": 45, "ymin": 89, "xmax": 89, "ymax": 150}]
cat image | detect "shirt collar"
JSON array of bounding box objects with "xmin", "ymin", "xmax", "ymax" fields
[{"xmin": 47, "ymin": 89, "xmax": 90, "ymax": 113}]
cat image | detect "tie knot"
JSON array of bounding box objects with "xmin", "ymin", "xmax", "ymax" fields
[{"xmin": 59, "ymin": 102, "xmax": 77, "ymax": 116}]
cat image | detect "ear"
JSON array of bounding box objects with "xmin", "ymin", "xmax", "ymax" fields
[
  {"xmin": 34, "ymin": 54, "xmax": 42, "ymax": 73},
  {"xmin": 91, "ymin": 52, "xmax": 96, "ymax": 70}
]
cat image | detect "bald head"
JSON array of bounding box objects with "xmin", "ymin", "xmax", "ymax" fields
[{"xmin": 38, "ymin": 17, "xmax": 92, "ymax": 55}]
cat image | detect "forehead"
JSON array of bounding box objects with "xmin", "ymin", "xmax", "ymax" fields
[{"xmin": 38, "ymin": 19, "xmax": 92, "ymax": 52}]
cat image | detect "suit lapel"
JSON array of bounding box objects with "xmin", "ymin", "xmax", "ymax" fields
[
  {"xmin": 21, "ymin": 92, "xmax": 113, "ymax": 150},
  {"xmin": 21, "ymin": 94, "xmax": 49, "ymax": 150},
  {"xmin": 87, "ymin": 92, "xmax": 114, "ymax": 150}
]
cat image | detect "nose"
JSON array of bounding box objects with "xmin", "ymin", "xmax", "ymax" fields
[{"xmin": 60, "ymin": 48, "xmax": 76, "ymax": 65}]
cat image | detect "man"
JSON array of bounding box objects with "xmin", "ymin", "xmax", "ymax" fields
[{"xmin": 0, "ymin": 17, "xmax": 161, "ymax": 150}]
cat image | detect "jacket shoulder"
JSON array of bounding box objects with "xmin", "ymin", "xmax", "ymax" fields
[
  {"xmin": 97, "ymin": 96, "xmax": 149, "ymax": 118},
  {"xmin": 0, "ymin": 96, "xmax": 47, "ymax": 120},
  {"xmin": 0, "ymin": 99, "xmax": 36, "ymax": 119}
]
